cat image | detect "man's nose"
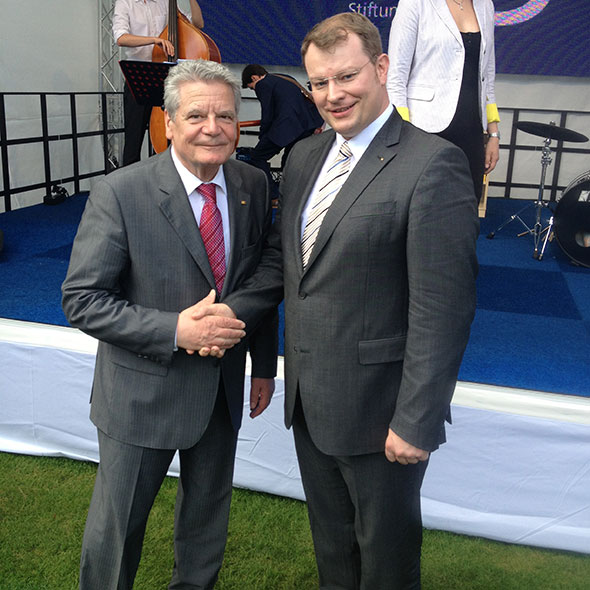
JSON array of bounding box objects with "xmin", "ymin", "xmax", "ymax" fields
[
  {"xmin": 202, "ymin": 115, "xmax": 220, "ymax": 134},
  {"xmin": 326, "ymin": 79, "xmax": 344, "ymax": 102}
]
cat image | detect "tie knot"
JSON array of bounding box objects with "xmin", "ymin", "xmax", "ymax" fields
[
  {"xmin": 197, "ymin": 183, "xmax": 217, "ymax": 204},
  {"xmin": 339, "ymin": 141, "xmax": 352, "ymax": 160}
]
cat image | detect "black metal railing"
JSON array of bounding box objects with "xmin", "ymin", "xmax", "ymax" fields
[
  {"xmin": 0, "ymin": 91, "xmax": 125, "ymax": 211},
  {"xmin": 1, "ymin": 92, "xmax": 588, "ymax": 212}
]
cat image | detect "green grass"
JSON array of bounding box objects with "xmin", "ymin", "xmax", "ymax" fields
[{"xmin": 0, "ymin": 452, "xmax": 588, "ymax": 589}]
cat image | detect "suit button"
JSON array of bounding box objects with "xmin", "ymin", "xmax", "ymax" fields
[
  {"xmin": 298, "ymin": 292, "xmax": 307, "ymax": 299},
  {"xmin": 293, "ymin": 346, "xmax": 299, "ymax": 352}
]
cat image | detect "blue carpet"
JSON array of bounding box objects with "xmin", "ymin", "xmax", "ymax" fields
[
  {"xmin": 463, "ymin": 198, "xmax": 590, "ymax": 396},
  {"xmin": 1, "ymin": 195, "xmax": 588, "ymax": 398},
  {"xmin": 476, "ymin": 266, "xmax": 580, "ymax": 319},
  {"xmin": 0, "ymin": 195, "xmax": 84, "ymax": 327}
]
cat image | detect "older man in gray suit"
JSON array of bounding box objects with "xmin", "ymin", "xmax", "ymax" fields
[
  {"xmin": 203, "ymin": 12, "xmax": 479, "ymax": 589},
  {"xmin": 62, "ymin": 60, "xmax": 277, "ymax": 589}
]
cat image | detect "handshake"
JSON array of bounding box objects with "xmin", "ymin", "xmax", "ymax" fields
[{"xmin": 176, "ymin": 290, "xmax": 245, "ymax": 358}]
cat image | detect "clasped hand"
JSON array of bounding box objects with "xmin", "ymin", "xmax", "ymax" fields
[{"xmin": 176, "ymin": 290, "xmax": 243, "ymax": 357}]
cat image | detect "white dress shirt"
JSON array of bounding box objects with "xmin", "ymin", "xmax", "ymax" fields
[
  {"xmin": 301, "ymin": 104, "xmax": 394, "ymax": 237},
  {"xmin": 112, "ymin": 0, "xmax": 189, "ymax": 61},
  {"xmin": 171, "ymin": 147, "xmax": 231, "ymax": 261}
]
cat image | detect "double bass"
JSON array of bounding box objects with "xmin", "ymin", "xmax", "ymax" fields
[{"xmin": 149, "ymin": 0, "xmax": 221, "ymax": 153}]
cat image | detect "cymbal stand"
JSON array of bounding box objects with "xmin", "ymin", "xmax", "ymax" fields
[{"xmin": 487, "ymin": 137, "xmax": 554, "ymax": 260}]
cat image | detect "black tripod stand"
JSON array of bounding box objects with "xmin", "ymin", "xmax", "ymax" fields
[{"xmin": 487, "ymin": 121, "xmax": 589, "ymax": 260}]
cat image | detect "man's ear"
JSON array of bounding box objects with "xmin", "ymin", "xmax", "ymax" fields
[
  {"xmin": 164, "ymin": 111, "xmax": 173, "ymax": 141},
  {"xmin": 375, "ymin": 53, "xmax": 390, "ymax": 84}
]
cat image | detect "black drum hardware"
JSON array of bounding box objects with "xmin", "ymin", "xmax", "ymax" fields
[
  {"xmin": 487, "ymin": 121, "xmax": 589, "ymax": 265},
  {"xmin": 554, "ymin": 171, "xmax": 590, "ymax": 268}
]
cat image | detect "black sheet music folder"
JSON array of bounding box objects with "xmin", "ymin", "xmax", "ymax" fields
[{"xmin": 119, "ymin": 60, "xmax": 176, "ymax": 107}]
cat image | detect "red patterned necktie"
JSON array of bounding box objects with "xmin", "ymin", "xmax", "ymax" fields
[{"xmin": 197, "ymin": 183, "xmax": 226, "ymax": 294}]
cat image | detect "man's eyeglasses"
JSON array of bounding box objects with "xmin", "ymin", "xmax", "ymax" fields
[{"xmin": 306, "ymin": 61, "xmax": 373, "ymax": 93}]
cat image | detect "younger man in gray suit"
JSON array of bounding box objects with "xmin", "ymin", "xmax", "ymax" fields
[
  {"xmin": 62, "ymin": 60, "xmax": 277, "ymax": 589},
  {"xmin": 206, "ymin": 13, "xmax": 479, "ymax": 589}
]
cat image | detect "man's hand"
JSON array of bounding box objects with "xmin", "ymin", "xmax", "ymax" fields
[
  {"xmin": 190, "ymin": 295, "xmax": 239, "ymax": 357},
  {"xmin": 249, "ymin": 378, "xmax": 275, "ymax": 418},
  {"xmin": 385, "ymin": 429, "xmax": 429, "ymax": 465},
  {"xmin": 177, "ymin": 290, "xmax": 245, "ymax": 357},
  {"xmin": 191, "ymin": 294, "xmax": 236, "ymax": 322}
]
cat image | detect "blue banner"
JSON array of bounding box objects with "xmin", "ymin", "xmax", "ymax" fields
[{"xmin": 198, "ymin": 0, "xmax": 589, "ymax": 77}]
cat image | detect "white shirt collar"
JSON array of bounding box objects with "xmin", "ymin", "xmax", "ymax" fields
[
  {"xmin": 334, "ymin": 103, "xmax": 394, "ymax": 163},
  {"xmin": 170, "ymin": 146, "xmax": 228, "ymax": 197}
]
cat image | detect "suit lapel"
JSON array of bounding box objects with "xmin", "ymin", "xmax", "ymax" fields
[
  {"xmin": 431, "ymin": 0, "xmax": 463, "ymax": 45},
  {"xmin": 223, "ymin": 160, "xmax": 252, "ymax": 296},
  {"xmin": 288, "ymin": 133, "xmax": 335, "ymax": 275},
  {"xmin": 302, "ymin": 112, "xmax": 402, "ymax": 273},
  {"xmin": 473, "ymin": 0, "xmax": 488, "ymax": 55},
  {"xmin": 156, "ymin": 150, "xmax": 217, "ymax": 290}
]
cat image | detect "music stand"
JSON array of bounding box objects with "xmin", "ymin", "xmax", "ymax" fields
[{"xmin": 119, "ymin": 60, "xmax": 176, "ymax": 107}]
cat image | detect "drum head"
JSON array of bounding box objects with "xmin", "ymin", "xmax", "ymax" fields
[{"xmin": 554, "ymin": 174, "xmax": 590, "ymax": 268}]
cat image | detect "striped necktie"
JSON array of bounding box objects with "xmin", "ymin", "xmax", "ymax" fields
[
  {"xmin": 197, "ymin": 183, "xmax": 225, "ymax": 294},
  {"xmin": 301, "ymin": 141, "xmax": 352, "ymax": 268}
]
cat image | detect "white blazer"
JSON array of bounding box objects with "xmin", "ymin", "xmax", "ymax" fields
[{"xmin": 386, "ymin": 0, "xmax": 497, "ymax": 133}]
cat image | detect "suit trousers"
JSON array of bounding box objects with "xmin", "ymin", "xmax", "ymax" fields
[
  {"xmin": 292, "ymin": 398, "xmax": 428, "ymax": 590},
  {"xmin": 79, "ymin": 389, "xmax": 238, "ymax": 590}
]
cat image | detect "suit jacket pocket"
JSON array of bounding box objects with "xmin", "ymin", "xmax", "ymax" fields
[
  {"xmin": 111, "ymin": 347, "xmax": 169, "ymax": 376},
  {"xmin": 358, "ymin": 336, "xmax": 406, "ymax": 365},
  {"xmin": 407, "ymin": 84, "xmax": 435, "ymax": 102},
  {"xmin": 348, "ymin": 200, "xmax": 396, "ymax": 219}
]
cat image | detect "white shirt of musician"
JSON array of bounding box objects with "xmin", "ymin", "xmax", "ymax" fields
[{"xmin": 112, "ymin": 0, "xmax": 189, "ymax": 61}]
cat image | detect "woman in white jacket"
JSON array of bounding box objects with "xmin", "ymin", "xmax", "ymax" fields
[{"xmin": 387, "ymin": 0, "xmax": 500, "ymax": 202}]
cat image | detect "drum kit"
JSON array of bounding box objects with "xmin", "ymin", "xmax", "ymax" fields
[{"xmin": 486, "ymin": 120, "xmax": 590, "ymax": 268}]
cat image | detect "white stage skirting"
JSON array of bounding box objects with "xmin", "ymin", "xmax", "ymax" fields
[{"xmin": 1, "ymin": 318, "xmax": 589, "ymax": 554}]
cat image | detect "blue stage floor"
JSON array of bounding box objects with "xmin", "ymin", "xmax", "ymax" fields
[{"xmin": 1, "ymin": 194, "xmax": 589, "ymax": 398}]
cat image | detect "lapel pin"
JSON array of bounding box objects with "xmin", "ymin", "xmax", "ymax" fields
[
  {"xmin": 378, "ymin": 156, "xmax": 384, "ymax": 161},
  {"xmin": 241, "ymin": 200, "xmax": 247, "ymax": 205}
]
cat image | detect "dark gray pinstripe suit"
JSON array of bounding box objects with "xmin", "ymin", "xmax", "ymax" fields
[
  {"xmin": 62, "ymin": 149, "xmax": 277, "ymax": 589},
  {"xmin": 226, "ymin": 110, "xmax": 479, "ymax": 588}
]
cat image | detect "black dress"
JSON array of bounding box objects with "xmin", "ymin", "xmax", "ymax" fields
[{"xmin": 437, "ymin": 31, "xmax": 484, "ymax": 203}]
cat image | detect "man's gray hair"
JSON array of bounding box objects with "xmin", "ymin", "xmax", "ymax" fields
[{"xmin": 163, "ymin": 59, "xmax": 241, "ymax": 120}]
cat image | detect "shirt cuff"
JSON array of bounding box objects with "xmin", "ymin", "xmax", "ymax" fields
[{"xmin": 486, "ymin": 103, "xmax": 500, "ymax": 124}]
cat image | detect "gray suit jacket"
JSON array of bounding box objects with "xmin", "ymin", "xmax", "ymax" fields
[
  {"xmin": 62, "ymin": 150, "xmax": 277, "ymax": 450},
  {"xmin": 225, "ymin": 111, "xmax": 478, "ymax": 455}
]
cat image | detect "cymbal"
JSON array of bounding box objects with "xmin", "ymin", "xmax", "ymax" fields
[{"xmin": 515, "ymin": 121, "xmax": 588, "ymax": 143}]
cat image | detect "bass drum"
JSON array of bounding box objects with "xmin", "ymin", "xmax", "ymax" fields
[{"xmin": 554, "ymin": 171, "xmax": 590, "ymax": 268}]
